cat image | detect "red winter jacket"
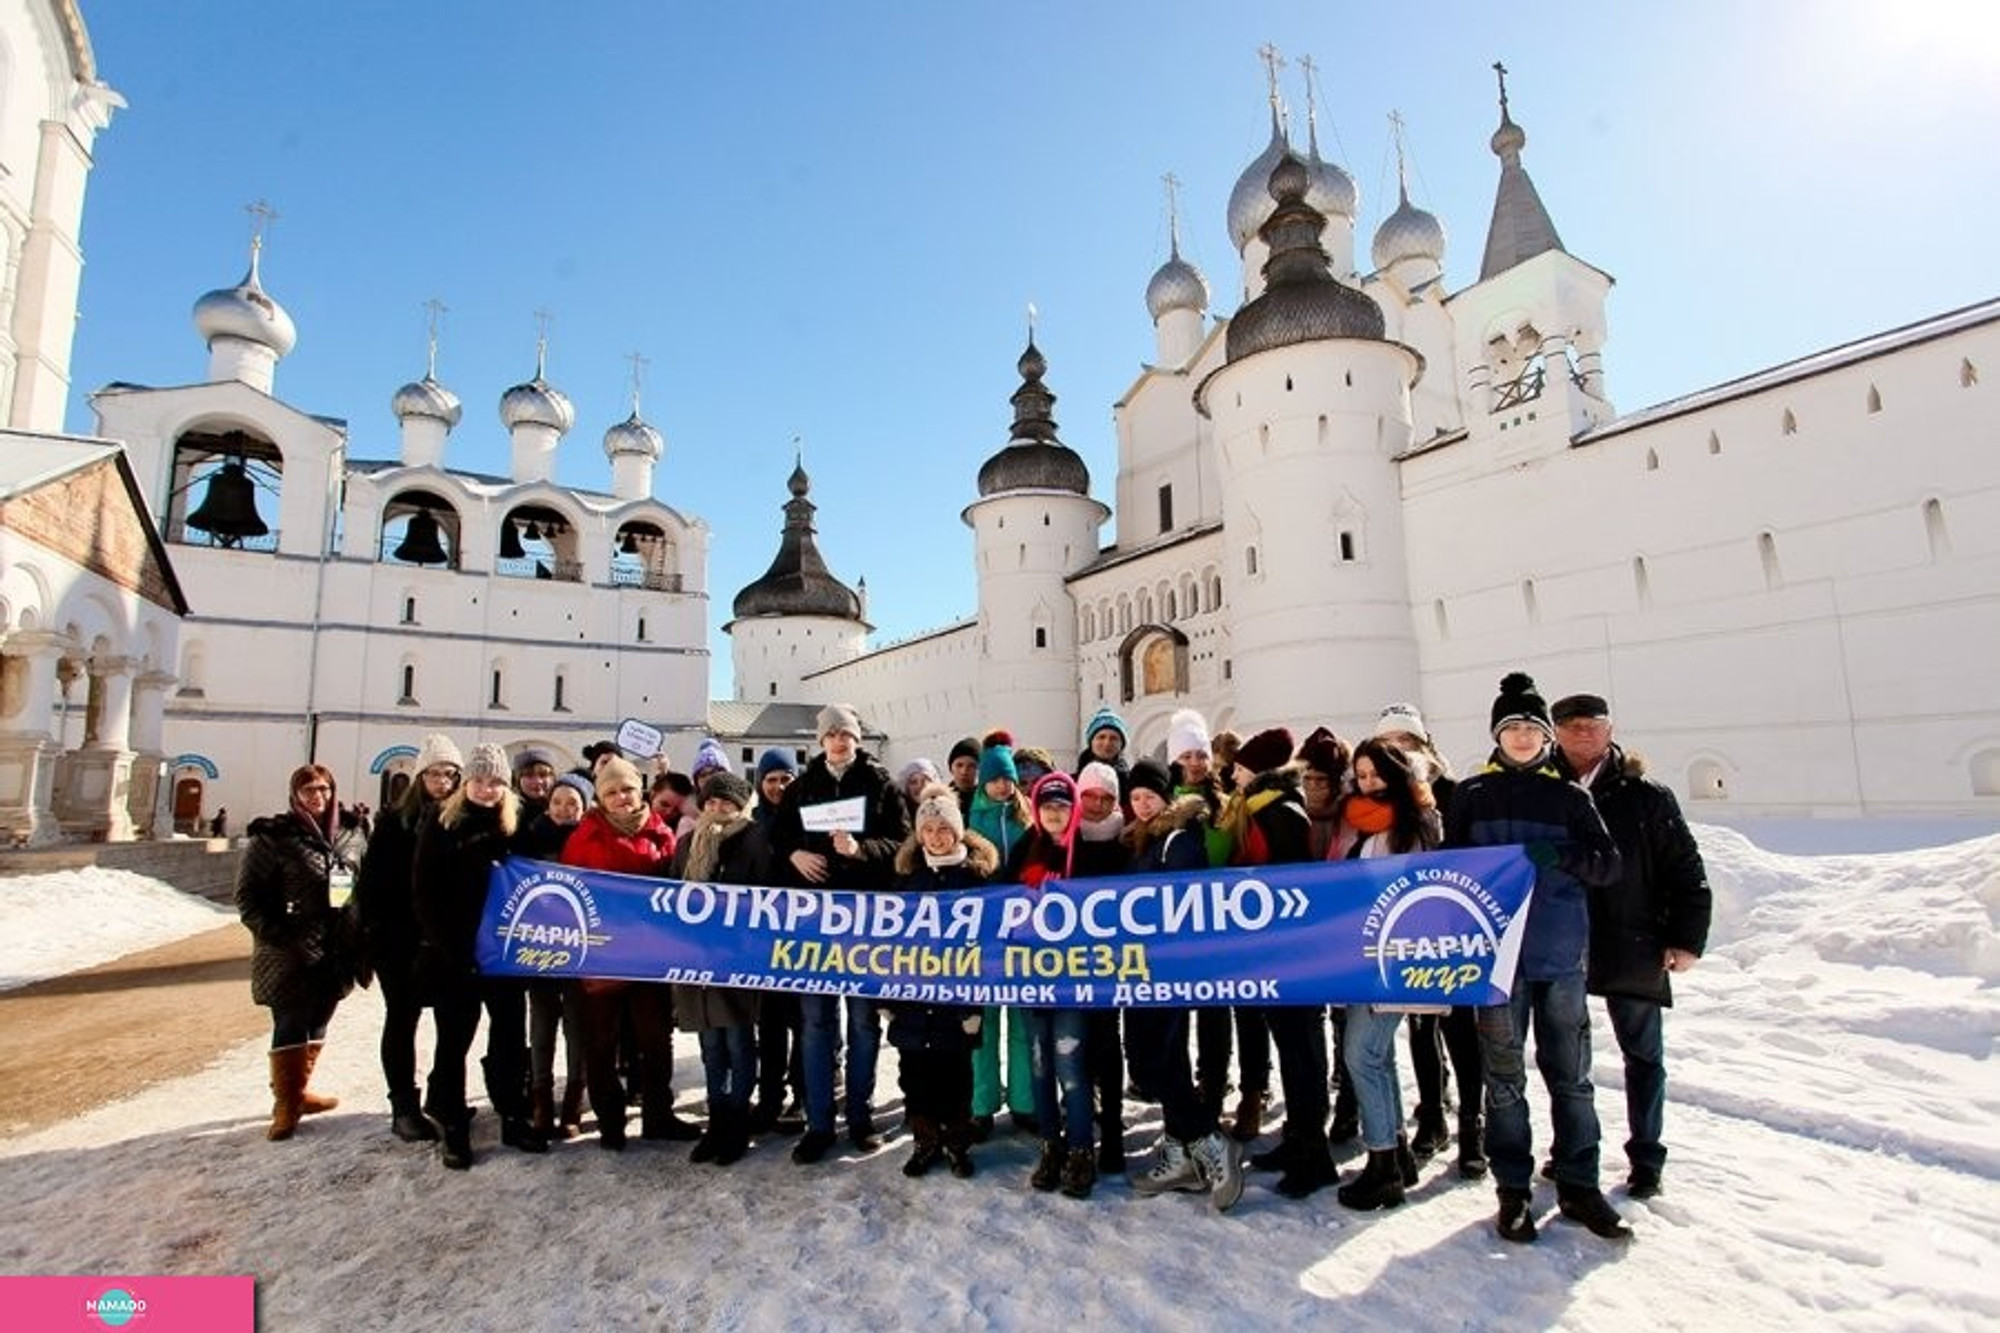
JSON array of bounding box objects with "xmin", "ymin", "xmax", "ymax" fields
[{"xmin": 560, "ymin": 808, "xmax": 677, "ymax": 877}]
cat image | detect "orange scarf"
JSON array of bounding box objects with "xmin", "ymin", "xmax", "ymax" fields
[{"xmin": 1343, "ymin": 795, "xmax": 1395, "ymax": 836}]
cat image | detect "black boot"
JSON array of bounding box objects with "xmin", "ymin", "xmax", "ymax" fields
[
  {"xmin": 438, "ymin": 1114, "xmax": 475, "ymax": 1171},
  {"xmin": 1275, "ymin": 1132, "xmax": 1341, "ymax": 1199},
  {"xmin": 943, "ymin": 1121, "xmax": 976, "ymax": 1178},
  {"xmin": 1250, "ymin": 1126, "xmax": 1296, "ymax": 1173},
  {"xmin": 1060, "ymin": 1147, "xmax": 1097, "ymax": 1199},
  {"xmin": 1496, "ymin": 1186, "xmax": 1537, "ymax": 1243},
  {"xmin": 1557, "ymin": 1184, "xmax": 1634, "ymax": 1241},
  {"xmin": 391, "ymin": 1091, "xmax": 437, "ymax": 1143},
  {"xmin": 1097, "ymin": 1133, "xmax": 1125, "ymax": 1176},
  {"xmin": 1336, "ymin": 1147, "xmax": 1408, "ymax": 1211},
  {"xmin": 1410, "ymin": 1107, "xmax": 1450, "ymax": 1163},
  {"xmin": 1030, "ymin": 1140, "xmax": 1062, "ymax": 1192},
  {"xmin": 1456, "ymin": 1110, "xmax": 1488, "ymax": 1180},
  {"xmin": 1396, "ymin": 1134, "xmax": 1419, "ymax": 1187},
  {"xmin": 903, "ymin": 1116, "xmax": 943, "ymax": 1178},
  {"xmin": 711, "ymin": 1107, "xmax": 750, "ymax": 1167},
  {"xmin": 501, "ymin": 1116, "xmax": 550, "ymax": 1153}
]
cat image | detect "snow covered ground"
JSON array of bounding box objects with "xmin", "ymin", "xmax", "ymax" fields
[{"xmin": 0, "ymin": 825, "xmax": 1995, "ymax": 1331}]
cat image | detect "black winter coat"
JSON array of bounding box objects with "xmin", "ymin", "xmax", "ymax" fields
[
  {"xmin": 885, "ymin": 830, "xmax": 999, "ymax": 1052},
  {"xmin": 236, "ymin": 807, "xmax": 368, "ymax": 1011},
  {"xmin": 353, "ymin": 799, "xmax": 433, "ymax": 971},
  {"xmin": 1558, "ymin": 745, "xmax": 1712, "ymax": 1004},
  {"xmin": 1444, "ymin": 757, "xmax": 1622, "ymax": 982},
  {"xmin": 1122, "ymin": 795, "xmax": 1213, "ymax": 875},
  {"xmin": 412, "ymin": 801, "xmax": 515, "ymax": 992},
  {"xmin": 768, "ymin": 747, "xmax": 910, "ymax": 890}
]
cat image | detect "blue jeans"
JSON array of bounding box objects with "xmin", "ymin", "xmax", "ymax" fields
[
  {"xmin": 801, "ymin": 994, "xmax": 880, "ymax": 1134},
  {"xmin": 1025, "ymin": 1009, "xmax": 1094, "ymax": 1149},
  {"xmin": 1606, "ymin": 995, "xmax": 1667, "ymax": 1175},
  {"xmin": 1476, "ymin": 974, "xmax": 1602, "ymax": 1190},
  {"xmin": 1343, "ymin": 1004, "xmax": 1406, "ymax": 1152},
  {"xmin": 698, "ymin": 1026, "xmax": 757, "ymax": 1116}
]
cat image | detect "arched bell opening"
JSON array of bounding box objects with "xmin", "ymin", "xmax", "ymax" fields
[
  {"xmin": 610, "ymin": 519, "xmax": 681, "ymax": 591},
  {"xmin": 168, "ymin": 428, "xmax": 282, "ymax": 551},
  {"xmin": 380, "ymin": 489, "xmax": 462, "ymax": 569},
  {"xmin": 497, "ymin": 503, "xmax": 580, "ymax": 582}
]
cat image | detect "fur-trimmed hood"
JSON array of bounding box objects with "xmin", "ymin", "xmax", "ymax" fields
[
  {"xmin": 1122, "ymin": 793, "xmax": 1209, "ymax": 853},
  {"xmin": 895, "ymin": 827, "xmax": 1000, "ymax": 878}
]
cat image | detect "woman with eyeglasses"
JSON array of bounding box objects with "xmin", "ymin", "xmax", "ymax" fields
[{"xmin": 235, "ymin": 763, "xmax": 371, "ymax": 1141}]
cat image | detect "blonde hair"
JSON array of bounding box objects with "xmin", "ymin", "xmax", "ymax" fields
[{"xmin": 438, "ymin": 782, "xmax": 520, "ymax": 838}]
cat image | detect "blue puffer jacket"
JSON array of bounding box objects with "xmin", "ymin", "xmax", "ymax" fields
[{"xmin": 1443, "ymin": 756, "xmax": 1622, "ymax": 982}]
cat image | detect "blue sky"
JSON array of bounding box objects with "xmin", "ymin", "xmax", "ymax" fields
[{"xmin": 65, "ymin": 2, "xmax": 2000, "ymax": 694}]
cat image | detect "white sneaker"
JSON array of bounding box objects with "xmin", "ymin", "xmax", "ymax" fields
[
  {"xmin": 1190, "ymin": 1131, "xmax": 1245, "ymax": 1212},
  {"xmin": 1131, "ymin": 1138, "xmax": 1206, "ymax": 1195}
]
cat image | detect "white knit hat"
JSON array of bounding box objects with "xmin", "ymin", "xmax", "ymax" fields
[
  {"xmin": 416, "ymin": 733, "xmax": 462, "ymax": 774},
  {"xmin": 1167, "ymin": 708, "xmax": 1211, "ymax": 762},
  {"xmin": 1373, "ymin": 702, "xmax": 1430, "ymax": 744},
  {"xmin": 1077, "ymin": 762, "xmax": 1121, "ymax": 797}
]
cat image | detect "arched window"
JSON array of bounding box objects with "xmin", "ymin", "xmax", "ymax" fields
[
  {"xmin": 1633, "ymin": 556, "xmax": 1653, "ymax": 610},
  {"xmin": 1758, "ymin": 532, "xmax": 1782, "ymax": 590},
  {"xmin": 1687, "ymin": 759, "xmax": 1728, "ymax": 802},
  {"xmin": 1971, "ymin": 748, "xmax": 2000, "ymax": 797},
  {"xmin": 1924, "ymin": 499, "xmax": 1950, "ymax": 562},
  {"xmin": 167, "ymin": 427, "xmax": 282, "ymax": 552}
]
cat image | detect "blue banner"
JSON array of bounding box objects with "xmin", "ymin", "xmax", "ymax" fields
[{"xmin": 475, "ymin": 847, "xmax": 1538, "ymax": 1009}]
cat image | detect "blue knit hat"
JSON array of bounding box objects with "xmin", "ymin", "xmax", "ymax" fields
[
  {"xmin": 756, "ymin": 747, "xmax": 798, "ymax": 780},
  {"xmin": 977, "ymin": 730, "xmax": 1018, "ymax": 785},
  {"xmin": 552, "ymin": 772, "xmax": 595, "ymax": 806},
  {"xmin": 1085, "ymin": 706, "xmax": 1128, "ymax": 748}
]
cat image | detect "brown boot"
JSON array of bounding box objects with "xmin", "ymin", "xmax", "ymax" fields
[
  {"xmin": 299, "ymin": 1042, "xmax": 340, "ymax": 1116},
  {"xmin": 268, "ymin": 1046, "xmax": 309, "ymax": 1140},
  {"xmin": 530, "ymin": 1082, "xmax": 556, "ymax": 1136},
  {"xmin": 1229, "ymin": 1088, "xmax": 1268, "ymax": 1142}
]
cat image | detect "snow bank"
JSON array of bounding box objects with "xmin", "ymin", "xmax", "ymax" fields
[{"xmin": 0, "ymin": 868, "xmax": 235, "ymax": 990}]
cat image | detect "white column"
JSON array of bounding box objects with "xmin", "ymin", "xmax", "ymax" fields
[{"xmin": 87, "ymin": 655, "xmax": 137, "ymax": 751}]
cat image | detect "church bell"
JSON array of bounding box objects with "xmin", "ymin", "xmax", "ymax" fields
[
  {"xmin": 498, "ymin": 519, "xmax": 526, "ymax": 560},
  {"xmin": 393, "ymin": 508, "xmax": 449, "ymax": 565},
  {"xmin": 185, "ymin": 461, "xmax": 269, "ymax": 546}
]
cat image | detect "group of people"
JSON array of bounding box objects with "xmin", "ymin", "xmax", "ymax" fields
[{"xmin": 233, "ymin": 670, "xmax": 1710, "ymax": 1244}]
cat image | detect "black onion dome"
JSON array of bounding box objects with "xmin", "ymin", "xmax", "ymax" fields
[
  {"xmin": 731, "ymin": 463, "xmax": 864, "ymax": 620},
  {"xmin": 975, "ymin": 338, "xmax": 1092, "ymax": 497},
  {"xmin": 1226, "ymin": 152, "xmax": 1385, "ymax": 363}
]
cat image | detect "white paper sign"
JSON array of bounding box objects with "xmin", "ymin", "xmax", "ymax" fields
[
  {"xmin": 798, "ymin": 796, "xmax": 867, "ymax": 833},
  {"xmin": 615, "ymin": 718, "xmax": 663, "ymax": 759}
]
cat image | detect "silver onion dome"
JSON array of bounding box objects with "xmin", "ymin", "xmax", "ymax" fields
[
  {"xmin": 1145, "ymin": 253, "xmax": 1209, "ymax": 321},
  {"xmin": 1304, "ymin": 151, "xmax": 1358, "ymax": 222},
  {"xmin": 192, "ymin": 249, "xmax": 297, "ymax": 356},
  {"xmin": 391, "ymin": 374, "xmax": 463, "ymax": 427},
  {"xmin": 603, "ymin": 410, "xmax": 663, "ymax": 460},
  {"xmin": 1226, "ymin": 117, "xmax": 1291, "ymax": 253},
  {"xmin": 1371, "ymin": 194, "xmax": 1447, "ymax": 271},
  {"xmin": 498, "ymin": 375, "xmax": 575, "ymax": 433},
  {"xmin": 1225, "ymin": 154, "xmax": 1384, "ymax": 364}
]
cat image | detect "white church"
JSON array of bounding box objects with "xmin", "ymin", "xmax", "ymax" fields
[
  {"xmin": 731, "ymin": 72, "xmax": 2000, "ymax": 820},
  {"xmin": 1, "ymin": 1, "xmax": 1996, "ymax": 845}
]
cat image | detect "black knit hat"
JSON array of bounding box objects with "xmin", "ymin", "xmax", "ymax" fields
[
  {"xmin": 1490, "ymin": 671, "xmax": 1554, "ymax": 739},
  {"xmin": 699, "ymin": 770, "xmax": 753, "ymax": 811},
  {"xmin": 948, "ymin": 736, "xmax": 981, "ymax": 765},
  {"xmin": 1129, "ymin": 758, "xmax": 1173, "ymax": 800}
]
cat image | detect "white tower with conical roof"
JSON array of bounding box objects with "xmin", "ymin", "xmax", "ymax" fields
[
  {"xmin": 1198, "ymin": 153, "xmax": 1421, "ymax": 735},
  {"xmin": 725, "ymin": 458, "xmax": 869, "ymax": 701},
  {"xmin": 965, "ymin": 330, "xmax": 1108, "ymax": 748}
]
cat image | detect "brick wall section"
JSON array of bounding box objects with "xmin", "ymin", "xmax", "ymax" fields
[
  {"xmin": 0, "ymin": 458, "xmax": 179, "ymax": 609},
  {"xmin": 0, "ymin": 839, "xmax": 243, "ymax": 905}
]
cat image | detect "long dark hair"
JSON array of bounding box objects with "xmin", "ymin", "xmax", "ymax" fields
[{"xmin": 1350, "ymin": 738, "xmax": 1436, "ymax": 855}]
